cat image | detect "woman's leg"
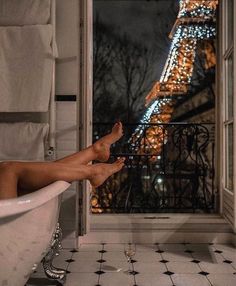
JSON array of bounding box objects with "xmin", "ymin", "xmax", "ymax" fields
[
  {"xmin": 0, "ymin": 158, "xmax": 125, "ymax": 199},
  {"xmin": 55, "ymin": 122, "xmax": 123, "ymax": 165},
  {"xmin": 0, "ymin": 163, "xmax": 18, "ymax": 199}
]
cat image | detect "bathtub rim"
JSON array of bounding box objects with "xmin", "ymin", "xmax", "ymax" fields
[{"xmin": 0, "ymin": 180, "xmax": 71, "ymax": 218}]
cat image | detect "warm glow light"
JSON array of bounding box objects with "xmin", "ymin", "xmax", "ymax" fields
[{"xmin": 130, "ymin": 0, "xmax": 218, "ymax": 158}]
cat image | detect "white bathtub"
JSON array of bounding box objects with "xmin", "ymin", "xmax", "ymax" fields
[{"xmin": 0, "ymin": 180, "xmax": 71, "ymax": 286}]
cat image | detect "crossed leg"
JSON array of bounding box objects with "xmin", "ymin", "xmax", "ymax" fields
[
  {"xmin": 0, "ymin": 158, "xmax": 125, "ymax": 200},
  {"xmin": 0, "ymin": 122, "xmax": 124, "ymax": 200}
]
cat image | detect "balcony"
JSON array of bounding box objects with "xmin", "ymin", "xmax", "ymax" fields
[{"xmin": 92, "ymin": 122, "xmax": 216, "ymax": 214}]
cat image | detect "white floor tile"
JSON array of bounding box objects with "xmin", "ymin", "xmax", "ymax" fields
[
  {"xmin": 100, "ymin": 272, "xmax": 134, "ymax": 286},
  {"xmin": 28, "ymin": 243, "xmax": 236, "ymax": 285},
  {"xmin": 186, "ymin": 244, "xmax": 214, "ymax": 252},
  {"xmin": 199, "ymin": 261, "xmax": 235, "ymax": 273},
  {"xmin": 221, "ymin": 250, "xmax": 236, "ymax": 261},
  {"xmin": 207, "ymin": 274, "xmax": 236, "ymax": 286},
  {"xmin": 101, "ymin": 260, "xmax": 129, "ymax": 272},
  {"xmin": 53, "ymin": 250, "xmax": 73, "ymax": 268},
  {"xmin": 135, "ymin": 244, "xmax": 158, "ymax": 252},
  {"xmin": 162, "ymin": 251, "xmax": 193, "ymax": 262},
  {"xmin": 135, "ymin": 261, "xmax": 167, "ymax": 273},
  {"xmin": 172, "ymin": 274, "xmax": 211, "ymax": 286},
  {"xmin": 158, "ymin": 243, "xmax": 186, "ymax": 251},
  {"xmin": 167, "ymin": 261, "xmax": 200, "ymax": 273},
  {"xmin": 78, "ymin": 243, "xmax": 103, "ymax": 252},
  {"xmin": 103, "ymin": 251, "xmax": 127, "ymax": 262},
  {"xmin": 64, "ymin": 273, "xmax": 98, "ymax": 286},
  {"xmin": 134, "ymin": 251, "xmax": 162, "ymax": 262},
  {"xmin": 72, "ymin": 251, "xmax": 101, "ymax": 261},
  {"xmin": 68, "ymin": 260, "xmax": 100, "ymax": 273},
  {"xmin": 135, "ymin": 274, "xmax": 173, "ymax": 286},
  {"xmin": 213, "ymin": 244, "xmax": 236, "ymax": 252},
  {"xmin": 191, "ymin": 251, "xmax": 223, "ymax": 263},
  {"xmin": 230, "ymin": 262, "xmax": 236, "ymax": 269},
  {"xmin": 104, "ymin": 243, "xmax": 126, "ymax": 251}
]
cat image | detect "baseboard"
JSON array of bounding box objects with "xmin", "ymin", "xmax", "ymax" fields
[{"xmin": 78, "ymin": 213, "xmax": 234, "ymax": 245}]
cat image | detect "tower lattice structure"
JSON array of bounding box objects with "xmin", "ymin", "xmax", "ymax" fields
[{"xmin": 130, "ymin": 0, "xmax": 218, "ymax": 158}]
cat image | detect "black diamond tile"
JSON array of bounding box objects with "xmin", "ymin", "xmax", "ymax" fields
[
  {"xmin": 97, "ymin": 259, "xmax": 106, "ymax": 263},
  {"xmin": 99, "ymin": 250, "xmax": 107, "ymax": 253},
  {"xmin": 131, "ymin": 259, "xmax": 137, "ymax": 263},
  {"xmin": 95, "ymin": 270, "xmax": 105, "ymax": 275},
  {"xmin": 66, "ymin": 270, "xmax": 71, "ymax": 274},
  {"xmin": 130, "ymin": 270, "xmax": 139, "ymax": 275},
  {"xmin": 163, "ymin": 271, "xmax": 174, "ymax": 276},
  {"xmin": 214, "ymin": 250, "xmax": 223, "ymax": 253},
  {"xmin": 95, "ymin": 284, "xmax": 101, "ymax": 286},
  {"xmin": 160, "ymin": 259, "xmax": 169, "ymax": 263},
  {"xmin": 223, "ymin": 260, "xmax": 233, "ymax": 264},
  {"xmin": 208, "ymin": 243, "xmax": 214, "ymax": 245},
  {"xmin": 233, "ymin": 272, "xmax": 236, "ymax": 275},
  {"xmin": 185, "ymin": 250, "xmax": 194, "ymax": 253},
  {"xmin": 156, "ymin": 250, "xmax": 164, "ymax": 253},
  {"xmin": 65, "ymin": 259, "xmax": 75, "ymax": 263},
  {"xmin": 191, "ymin": 259, "xmax": 200, "ymax": 263},
  {"xmin": 198, "ymin": 271, "xmax": 209, "ymax": 276},
  {"xmin": 70, "ymin": 249, "xmax": 79, "ymax": 253}
]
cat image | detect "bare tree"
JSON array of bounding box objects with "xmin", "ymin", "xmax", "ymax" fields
[
  {"xmin": 93, "ymin": 14, "xmax": 157, "ymax": 124},
  {"xmin": 112, "ymin": 34, "xmax": 158, "ymax": 123}
]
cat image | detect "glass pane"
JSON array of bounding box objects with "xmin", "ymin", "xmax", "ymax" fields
[
  {"xmin": 227, "ymin": 53, "xmax": 234, "ymax": 119},
  {"xmin": 226, "ymin": 124, "xmax": 234, "ymax": 191},
  {"xmin": 92, "ymin": 0, "xmax": 217, "ymax": 214},
  {"xmin": 227, "ymin": 0, "xmax": 234, "ymax": 47}
]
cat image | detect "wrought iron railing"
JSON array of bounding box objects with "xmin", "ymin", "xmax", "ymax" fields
[{"xmin": 91, "ymin": 122, "xmax": 215, "ymax": 214}]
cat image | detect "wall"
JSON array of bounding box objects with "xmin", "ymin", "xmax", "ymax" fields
[{"xmin": 55, "ymin": 0, "xmax": 79, "ymax": 248}]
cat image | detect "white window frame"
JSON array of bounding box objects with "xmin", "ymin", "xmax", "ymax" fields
[
  {"xmin": 220, "ymin": 0, "xmax": 236, "ymax": 231},
  {"xmin": 77, "ymin": 0, "xmax": 236, "ymax": 243}
]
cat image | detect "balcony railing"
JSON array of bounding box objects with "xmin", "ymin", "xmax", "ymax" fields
[{"xmin": 92, "ymin": 122, "xmax": 215, "ymax": 214}]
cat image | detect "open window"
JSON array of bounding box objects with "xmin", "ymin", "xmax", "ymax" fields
[{"xmin": 220, "ymin": 0, "xmax": 236, "ymax": 231}]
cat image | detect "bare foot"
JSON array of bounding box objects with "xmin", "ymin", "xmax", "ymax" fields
[
  {"xmin": 93, "ymin": 122, "xmax": 123, "ymax": 162},
  {"xmin": 89, "ymin": 157, "xmax": 125, "ymax": 187}
]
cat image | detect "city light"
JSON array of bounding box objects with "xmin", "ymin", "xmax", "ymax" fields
[{"xmin": 131, "ymin": 0, "xmax": 218, "ymax": 158}]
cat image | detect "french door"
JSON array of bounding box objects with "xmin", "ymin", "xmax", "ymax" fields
[
  {"xmin": 77, "ymin": 0, "xmax": 236, "ymax": 238},
  {"xmin": 220, "ymin": 0, "xmax": 236, "ymax": 232},
  {"xmin": 77, "ymin": 0, "xmax": 93, "ymax": 236}
]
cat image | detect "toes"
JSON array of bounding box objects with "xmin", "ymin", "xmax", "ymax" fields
[
  {"xmin": 115, "ymin": 121, "xmax": 122, "ymax": 129},
  {"xmin": 116, "ymin": 157, "xmax": 125, "ymax": 164}
]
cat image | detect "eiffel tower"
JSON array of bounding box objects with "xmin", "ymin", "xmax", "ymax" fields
[{"xmin": 130, "ymin": 0, "xmax": 218, "ymax": 157}]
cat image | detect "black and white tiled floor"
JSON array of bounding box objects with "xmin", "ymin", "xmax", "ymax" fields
[{"xmin": 30, "ymin": 243, "xmax": 236, "ymax": 286}]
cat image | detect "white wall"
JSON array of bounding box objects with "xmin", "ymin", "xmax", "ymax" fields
[{"xmin": 55, "ymin": 0, "xmax": 79, "ymax": 248}]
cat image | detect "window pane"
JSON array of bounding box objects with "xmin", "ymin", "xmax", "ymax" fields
[
  {"xmin": 227, "ymin": 53, "xmax": 234, "ymax": 119},
  {"xmin": 226, "ymin": 123, "xmax": 234, "ymax": 191},
  {"xmin": 227, "ymin": 0, "xmax": 234, "ymax": 47}
]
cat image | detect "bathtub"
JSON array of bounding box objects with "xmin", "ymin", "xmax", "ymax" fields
[{"xmin": 0, "ymin": 180, "xmax": 71, "ymax": 286}]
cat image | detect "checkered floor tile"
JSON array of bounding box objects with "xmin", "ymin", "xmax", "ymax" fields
[{"xmin": 27, "ymin": 243, "xmax": 236, "ymax": 286}]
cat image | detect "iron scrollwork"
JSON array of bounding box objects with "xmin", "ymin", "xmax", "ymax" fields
[
  {"xmin": 92, "ymin": 122, "xmax": 215, "ymax": 213},
  {"xmin": 42, "ymin": 223, "xmax": 66, "ymax": 284}
]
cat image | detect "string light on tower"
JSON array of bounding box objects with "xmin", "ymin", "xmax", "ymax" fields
[{"xmin": 130, "ymin": 0, "xmax": 218, "ymax": 158}]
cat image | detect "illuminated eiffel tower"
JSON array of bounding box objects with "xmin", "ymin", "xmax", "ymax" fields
[{"xmin": 130, "ymin": 0, "xmax": 218, "ymax": 158}]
